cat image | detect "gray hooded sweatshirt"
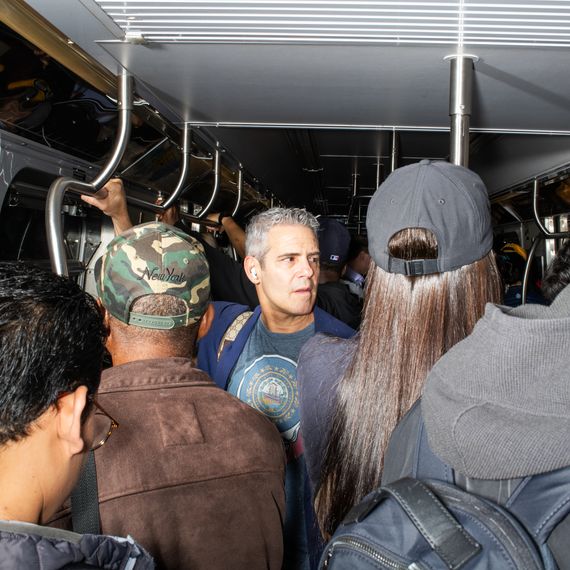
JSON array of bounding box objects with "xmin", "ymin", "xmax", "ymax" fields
[{"xmin": 421, "ymin": 284, "xmax": 570, "ymax": 480}]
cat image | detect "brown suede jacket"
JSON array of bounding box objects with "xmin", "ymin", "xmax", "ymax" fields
[{"xmin": 92, "ymin": 358, "xmax": 285, "ymax": 569}]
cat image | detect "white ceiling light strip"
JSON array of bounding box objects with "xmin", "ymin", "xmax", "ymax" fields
[{"xmin": 93, "ymin": 0, "xmax": 570, "ymax": 47}]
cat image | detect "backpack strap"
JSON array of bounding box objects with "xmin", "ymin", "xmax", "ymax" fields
[
  {"xmin": 344, "ymin": 478, "xmax": 481, "ymax": 570},
  {"xmin": 70, "ymin": 451, "xmax": 101, "ymax": 535},
  {"xmin": 383, "ymin": 479, "xmax": 480, "ymax": 569},
  {"xmin": 547, "ymin": 513, "xmax": 570, "ymax": 569},
  {"xmin": 216, "ymin": 310, "xmax": 253, "ymax": 360}
]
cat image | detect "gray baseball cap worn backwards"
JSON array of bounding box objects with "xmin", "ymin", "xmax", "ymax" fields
[
  {"xmin": 366, "ymin": 160, "xmax": 493, "ymax": 276},
  {"xmin": 95, "ymin": 222, "xmax": 210, "ymax": 330}
]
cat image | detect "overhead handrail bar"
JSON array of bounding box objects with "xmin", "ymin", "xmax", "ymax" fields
[
  {"xmin": 532, "ymin": 178, "xmax": 570, "ymax": 239},
  {"xmin": 46, "ymin": 71, "xmax": 133, "ymax": 276},
  {"xmin": 197, "ymin": 145, "xmax": 221, "ymax": 218},
  {"xmin": 231, "ymin": 167, "xmax": 243, "ymax": 218}
]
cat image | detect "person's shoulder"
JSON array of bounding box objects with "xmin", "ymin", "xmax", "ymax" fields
[
  {"xmin": 299, "ymin": 332, "xmax": 354, "ymax": 373},
  {"xmin": 209, "ymin": 301, "xmax": 256, "ymax": 328},
  {"xmin": 313, "ymin": 305, "xmax": 356, "ymax": 338},
  {"xmin": 212, "ymin": 390, "xmax": 285, "ymax": 459},
  {"xmin": 211, "ymin": 300, "xmax": 250, "ymax": 314}
]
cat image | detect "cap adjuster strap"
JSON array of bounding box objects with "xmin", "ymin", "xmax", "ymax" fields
[
  {"xmin": 128, "ymin": 310, "xmax": 195, "ymax": 330},
  {"xmin": 388, "ymin": 257, "xmax": 439, "ymax": 276}
]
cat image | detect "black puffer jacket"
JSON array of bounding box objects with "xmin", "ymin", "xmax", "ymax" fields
[{"xmin": 0, "ymin": 520, "xmax": 154, "ymax": 569}]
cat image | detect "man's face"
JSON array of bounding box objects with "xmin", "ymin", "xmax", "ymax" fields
[
  {"xmin": 254, "ymin": 224, "xmax": 319, "ymax": 322},
  {"xmin": 354, "ymin": 250, "xmax": 372, "ymax": 276}
]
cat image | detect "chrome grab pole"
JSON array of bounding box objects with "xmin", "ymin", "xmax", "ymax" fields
[
  {"xmin": 448, "ymin": 55, "xmax": 476, "ymax": 167},
  {"xmin": 390, "ymin": 129, "xmax": 398, "ymax": 173},
  {"xmin": 231, "ymin": 167, "xmax": 243, "ymax": 217},
  {"xmin": 532, "ymin": 179, "xmax": 570, "ymax": 239},
  {"xmin": 521, "ymin": 179, "xmax": 570, "ymax": 303},
  {"xmin": 161, "ymin": 123, "xmax": 192, "ymax": 210},
  {"xmin": 521, "ymin": 236, "xmax": 541, "ymax": 306},
  {"xmin": 197, "ymin": 145, "xmax": 221, "ymax": 218},
  {"xmin": 46, "ymin": 71, "xmax": 133, "ymax": 276}
]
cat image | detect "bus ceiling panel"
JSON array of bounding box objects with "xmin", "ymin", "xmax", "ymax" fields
[
  {"xmin": 20, "ymin": 0, "xmax": 570, "ymax": 208},
  {"xmin": 23, "ymin": 0, "xmax": 570, "ymax": 133},
  {"xmin": 471, "ymin": 135, "xmax": 570, "ymax": 196},
  {"xmin": 87, "ymin": 39, "xmax": 570, "ymax": 134},
  {"xmin": 97, "ymin": 42, "xmax": 448, "ymax": 128}
]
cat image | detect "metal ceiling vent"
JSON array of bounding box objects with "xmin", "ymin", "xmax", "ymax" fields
[{"xmin": 94, "ymin": 1, "xmax": 570, "ymax": 47}]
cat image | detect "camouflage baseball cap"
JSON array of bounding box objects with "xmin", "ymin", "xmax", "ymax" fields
[{"xmin": 95, "ymin": 222, "xmax": 210, "ymax": 330}]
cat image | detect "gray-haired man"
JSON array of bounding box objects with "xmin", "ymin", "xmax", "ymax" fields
[{"xmin": 197, "ymin": 208, "xmax": 355, "ymax": 569}]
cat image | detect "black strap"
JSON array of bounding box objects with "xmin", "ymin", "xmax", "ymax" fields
[
  {"xmin": 383, "ymin": 478, "xmax": 480, "ymax": 569},
  {"xmin": 388, "ymin": 257, "xmax": 439, "ymax": 276},
  {"xmin": 71, "ymin": 451, "xmax": 101, "ymax": 535}
]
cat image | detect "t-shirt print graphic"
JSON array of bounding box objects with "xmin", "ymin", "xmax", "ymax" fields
[{"xmin": 235, "ymin": 354, "xmax": 304, "ymax": 460}]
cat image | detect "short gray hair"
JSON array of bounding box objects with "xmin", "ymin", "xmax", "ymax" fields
[{"xmin": 245, "ymin": 207, "xmax": 319, "ymax": 261}]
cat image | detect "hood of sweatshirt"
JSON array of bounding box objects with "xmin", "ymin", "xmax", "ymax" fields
[{"xmin": 422, "ymin": 284, "xmax": 570, "ymax": 480}]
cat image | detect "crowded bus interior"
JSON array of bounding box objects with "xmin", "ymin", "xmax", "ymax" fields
[{"xmin": 1, "ymin": 0, "xmax": 570, "ymax": 568}]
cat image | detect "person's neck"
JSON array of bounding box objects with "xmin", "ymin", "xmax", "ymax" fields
[
  {"xmin": 319, "ymin": 268, "xmax": 341, "ymax": 285},
  {"xmin": 109, "ymin": 344, "xmax": 186, "ymax": 366},
  {"xmin": 260, "ymin": 310, "xmax": 314, "ymax": 334},
  {"xmin": 0, "ymin": 442, "xmax": 44, "ymax": 524}
]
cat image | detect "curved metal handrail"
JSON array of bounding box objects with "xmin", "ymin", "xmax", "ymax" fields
[
  {"xmin": 197, "ymin": 146, "xmax": 221, "ymax": 218},
  {"xmin": 524, "ymin": 177, "xmax": 570, "ymax": 303},
  {"xmin": 521, "ymin": 236, "xmax": 542, "ymax": 305},
  {"xmin": 122, "ymin": 194, "xmax": 218, "ymax": 229},
  {"xmin": 533, "ymin": 178, "xmax": 570, "ymax": 239},
  {"xmin": 161, "ymin": 123, "xmax": 192, "ymax": 210},
  {"xmin": 46, "ymin": 72, "xmax": 133, "ymax": 276},
  {"xmin": 231, "ymin": 167, "xmax": 243, "ymax": 217}
]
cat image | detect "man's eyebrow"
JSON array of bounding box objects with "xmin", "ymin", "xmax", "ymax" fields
[{"xmin": 276, "ymin": 250, "xmax": 320, "ymax": 259}]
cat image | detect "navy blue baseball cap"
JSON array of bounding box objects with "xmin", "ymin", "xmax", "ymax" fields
[{"xmin": 318, "ymin": 218, "xmax": 351, "ymax": 267}]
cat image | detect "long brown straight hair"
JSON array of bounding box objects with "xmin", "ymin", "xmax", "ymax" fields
[{"xmin": 314, "ymin": 228, "xmax": 503, "ymax": 538}]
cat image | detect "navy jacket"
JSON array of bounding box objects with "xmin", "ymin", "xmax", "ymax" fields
[
  {"xmin": 0, "ymin": 521, "xmax": 154, "ymax": 570},
  {"xmin": 197, "ymin": 301, "xmax": 355, "ymax": 388}
]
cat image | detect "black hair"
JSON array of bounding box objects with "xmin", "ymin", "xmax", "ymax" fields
[
  {"xmin": 347, "ymin": 235, "xmax": 368, "ymax": 263},
  {"xmin": 0, "ymin": 262, "xmax": 107, "ymax": 445},
  {"xmin": 496, "ymin": 251, "xmax": 525, "ymax": 286},
  {"xmin": 320, "ymin": 262, "xmax": 344, "ymax": 276},
  {"xmin": 542, "ymin": 239, "xmax": 570, "ymax": 302}
]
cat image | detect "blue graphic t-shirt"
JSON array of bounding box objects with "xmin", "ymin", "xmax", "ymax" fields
[
  {"xmin": 228, "ymin": 317, "xmax": 314, "ymax": 458},
  {"xmin": 228, "ymin": 317, "xmax": 314, "ymax": 569}
]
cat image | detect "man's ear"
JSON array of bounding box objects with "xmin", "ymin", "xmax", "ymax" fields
[
  {"xmin": 56, "ymin": 386, "xmax": 88, "ymax": 457},
  {"xmin": 197, "ymin": 303, "xmax": 215, "ymax": 341},
  {"xmin": 244, "ymin": 256, "xmax": 261, "ymax": 285},
  {"xmin": 100, "ymin": 306, "xmax": 114, "ymax": 352}
]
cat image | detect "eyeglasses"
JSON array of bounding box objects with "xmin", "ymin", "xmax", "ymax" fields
[{"xmin": 88, "ymin": 395, "xmax": 119, "ymax": 451}]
